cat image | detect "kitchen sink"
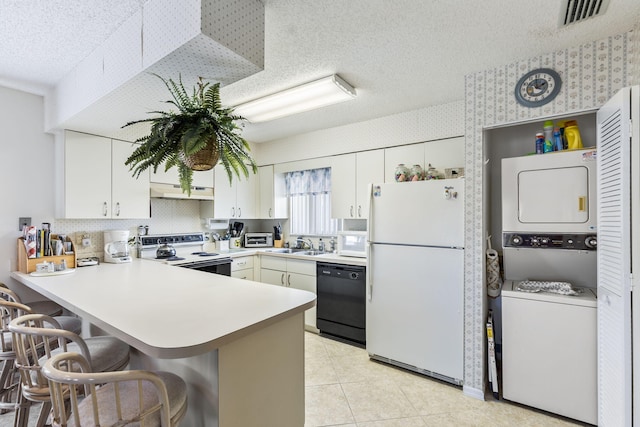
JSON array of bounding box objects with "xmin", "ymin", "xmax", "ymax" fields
[
  {"xmin": 301, "ymin": 250, "xmax": 325, "ymax": 256},
  {"xmin": 264, "ymin": 248, "xmax": 326, "ymax": 256},
  {"xmin": 265, "ymin": 248, "xmax": 298, "ymax": 254}
]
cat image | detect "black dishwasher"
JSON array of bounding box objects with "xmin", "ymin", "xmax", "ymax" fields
[{"xmin": 316, "ymin": 262, "xmax": 366, "ymax": 346}]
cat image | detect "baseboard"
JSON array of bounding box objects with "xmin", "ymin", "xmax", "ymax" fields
[{"xmin": 463, "ymin": 385, "xmax": 486, "ymax": 401}]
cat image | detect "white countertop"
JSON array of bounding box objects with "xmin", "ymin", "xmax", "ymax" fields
[
  {"xmin": 11, "ymin": 260, "xmax": 316, "ymax": 359},
  {"xmin": 222, "ymin": 247, "xmax": 367, "ymax": 266}
]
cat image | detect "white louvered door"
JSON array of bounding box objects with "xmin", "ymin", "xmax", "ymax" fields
[{"xmin": 596, "ymin": 86, "xmax": 633, "ymax": 427}]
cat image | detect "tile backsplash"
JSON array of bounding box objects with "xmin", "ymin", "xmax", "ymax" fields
[{"xmin": 53, "ymin": 199, "xmax": 203, "ymax": 259}]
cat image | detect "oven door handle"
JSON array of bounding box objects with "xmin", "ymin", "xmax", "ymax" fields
[{"xmin": 178, "ymin": 258, "xmax": 232, "ymax": 269}]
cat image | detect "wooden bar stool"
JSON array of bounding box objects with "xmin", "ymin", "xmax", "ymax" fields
[
  {"xmin": 44, "ymin": 351, "xmax": 187, "ymax": 426},
  {"xmin": 9, "ymin": 314, "xmax": 130, "ymax": 427},
  {"xmin": 0, "ymin": 283, "xmax": 64, "ymax": 317},
  {"xmin": 0, "ymin": 299, "xmax": 81, "ymax": 417}
]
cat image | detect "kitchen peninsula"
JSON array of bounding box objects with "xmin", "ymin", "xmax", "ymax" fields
[{"xmin": 11, "ymin": 260, "xmax": 316, "ymax": 427}]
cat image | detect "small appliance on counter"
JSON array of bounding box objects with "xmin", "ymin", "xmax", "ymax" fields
[
  {"xmin": 244, "ymin": 232, "xmax": 274, "ymax": 248},
  {"xmin": 337, "ymin": 231, "xmax": 367, "ymax": 257},
  {"xmin": 103, "ymin": 230, "xmax": 132, "ymax": 264}
]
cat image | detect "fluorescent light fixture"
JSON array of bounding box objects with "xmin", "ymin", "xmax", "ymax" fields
[{"xmin": 233, "ymin": 74, "xmax": 356, "ymax": 123}]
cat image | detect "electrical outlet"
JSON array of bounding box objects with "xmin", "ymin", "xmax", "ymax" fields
[
  {"xmin": 18, "ymin": 217, "xmax": 31, "ymax": 231},
  {"xmin": 82, "ymin": 234, "xmax": 91, "ymax": 247}
]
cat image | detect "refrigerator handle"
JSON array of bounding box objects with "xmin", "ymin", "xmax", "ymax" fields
[
  {"xmin": 367, "ymin": 183, "xmax": 374, "ymax": 243},
  {"xmin": 367, "ymin": 182, "xmax": 374, "ymax": 301},
  {"xmin": 367, "ymin": 241, "xmax": 373, "ymax": 301}
]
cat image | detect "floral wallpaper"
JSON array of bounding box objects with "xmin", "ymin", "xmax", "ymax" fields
[{"xmin": 462, "ymin": 25, "xmax": 639, "ymax": 397}]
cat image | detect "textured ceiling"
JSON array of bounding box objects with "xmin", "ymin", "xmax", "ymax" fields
[
  {"xmin": 0, "ymin": 0, "xmax": 143, "ymax": 93},
  {"xmin": 1, "ymin": 0, "xmax": 639, "ymax": 143}
]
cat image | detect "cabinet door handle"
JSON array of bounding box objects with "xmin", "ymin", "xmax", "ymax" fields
[
  {"xmin": 103, "ymin": 202, "xmax": 108, "ymax": 217},
  {"xmin": 231, "ymin": 207, "xmax": 235, "ymax": 217},
  {"xmin": 358, "ymin": 205, "xmax": 362, "ymax": 217},
  {"xmin": 280, "ymin": 273, "xmax": 285, "ymax": 285},
  {"xmin": 237, "ymin": 261, "xmax": 246, "ymax": 267},
  {"xmin": 238, "ymin": 207, "xmax": 242, "ymax": 217},
  {"xmin": 350, "ymin": 205, "xmax": 354, "ymax": 217},
  {"xmin": 269, "ymin": 208, "xmax": 272, "ymax": 218},
  {"xmin": 287, "ymin": 274, "xmax": 291, "ymax": 286},
  {"xmin": 115, "ymin": 202, "xmax": 121, "ymax": 216}
]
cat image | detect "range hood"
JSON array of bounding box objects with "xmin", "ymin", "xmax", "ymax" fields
[{"xmin": 150, "ymin": 182, "xmax": 213, "ymax": 201}]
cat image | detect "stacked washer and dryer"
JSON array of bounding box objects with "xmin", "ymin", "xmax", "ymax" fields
[{"xmin": 500, "ymin": 148, "xmax": 598, "ymax": 425}]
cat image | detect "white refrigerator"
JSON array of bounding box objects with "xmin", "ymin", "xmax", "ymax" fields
[{"xmin": 366, "ymin": 179, "xmax": 464, "ymax": 384}]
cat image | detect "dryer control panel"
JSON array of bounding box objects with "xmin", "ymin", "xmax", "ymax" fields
[{"xmin": 503, "ymin": 232, "xmax": 597, "ymax": 250}]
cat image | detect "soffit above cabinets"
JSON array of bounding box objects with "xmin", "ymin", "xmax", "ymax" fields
[{"xmin": 46, "ymin": 0, "xmax": 264, "ymax": 142}]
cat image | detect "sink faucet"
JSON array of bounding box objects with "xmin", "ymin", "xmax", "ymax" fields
[{"xmin": 296, "ymin": 236, "xmax": 314, "ymax": 250}]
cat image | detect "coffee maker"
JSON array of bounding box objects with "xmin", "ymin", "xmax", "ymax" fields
[{"xmin": 104, "ymin": 230, "xmax": 132, "ymax": 264}]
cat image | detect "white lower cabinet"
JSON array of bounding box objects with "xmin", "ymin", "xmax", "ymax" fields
[
  {"xmin": 231, "ymin": 255, "xmax": 255, "ymax": 280},
  {"xmin": 260, "ymin": 256, "xmax": 317, "ymax": 330}
]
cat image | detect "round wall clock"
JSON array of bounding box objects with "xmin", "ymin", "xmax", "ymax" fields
[{"xmin": 514, "ymin": 68, "xmax": 562, "ymax": 107}]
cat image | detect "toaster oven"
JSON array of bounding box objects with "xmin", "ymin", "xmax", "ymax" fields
[{"xmin": 244, "ymin": 232, "xmax": 273, "ymax": 248}]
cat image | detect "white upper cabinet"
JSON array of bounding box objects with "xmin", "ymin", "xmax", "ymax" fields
[
  {"xmin": 62, "ymin": 131, "xmax": 149, "ymax": 219},
  {"xmin": 384, "ymin": 144, "xmax": 425, "ymax": 183},
  {"xmin": 258, "ymin": 165, "xmax": 287, "ymax": 219},
  {"xmin": 111, "ymin": 139, "xmax": 151, "ymax": 218},
  {"xmin": 331, "ymin": 153, "xmax": 357, "ymax": 219},
  {"xmin": 423, "ymin": 137, "xmax": 465, "ymax": 176},
  {"xmin": 355, "ymin": 150, "xmax": 385, "ymax": 218},
  {"xmin": 213, "ymin": 164, "xmax": 257, "ymax": 219},
  {"xmin": 384, "ymin": 137, "xmax": 465, "ymax": 182},
  {"xmin": 332, "ymin": 150, "xmax": 384, "ymax": 219}
]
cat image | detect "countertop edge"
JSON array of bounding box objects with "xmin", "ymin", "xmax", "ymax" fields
[{"xmin": 10, "ymin": 265, "xmax": 316, "ymax": 359}]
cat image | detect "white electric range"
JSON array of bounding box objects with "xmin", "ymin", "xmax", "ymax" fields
[{"xmin": 139, "ymin": 232, "xmax": 232, "ymax": 275}]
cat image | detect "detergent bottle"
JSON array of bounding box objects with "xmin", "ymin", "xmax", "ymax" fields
[
  {"xmin": 543, "ymin": 120, "xmax": 554, "ymax": 153},
  {"xmin": 564, "ymin": 120, "xmax": 583, "ymax": 150},
  {"xmin": 553, "ymin": 128, "xmax": 563, "ymax": 151}
]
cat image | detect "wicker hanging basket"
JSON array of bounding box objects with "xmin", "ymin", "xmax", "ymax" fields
[{"xmin": 182, "ymin": 135, "xmax": 219, "ymax": 171}]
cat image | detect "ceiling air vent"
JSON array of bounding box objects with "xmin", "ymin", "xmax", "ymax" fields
[{"xmin": 561, "ymin": 0, "xmax": 609, "ymax": 26}]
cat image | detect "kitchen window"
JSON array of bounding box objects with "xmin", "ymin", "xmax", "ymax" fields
[{"xmin": 286, "ymin": 167, "xmax": 338, "ymax": 236}]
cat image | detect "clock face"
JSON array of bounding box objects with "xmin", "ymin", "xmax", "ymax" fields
[{"xmin": 515, "ymin": 68, "xmax": 562, "ymax": 107}]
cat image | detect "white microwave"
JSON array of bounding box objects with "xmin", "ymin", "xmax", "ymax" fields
[{"xmin": 337, "ymin": 231, "xmax": 367, "ymax": 258}]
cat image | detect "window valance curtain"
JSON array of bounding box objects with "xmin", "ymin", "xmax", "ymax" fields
[{"xmin": 285, "ymin": 167, "xmax": 337, "ymax": 236}]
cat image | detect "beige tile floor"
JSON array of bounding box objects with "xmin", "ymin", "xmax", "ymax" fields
[
  {"xmin": 305, "ymin": 332, "xmax": 583, "ymax": 427},
  {"xmin": 0, "ymin": 332, "xmax": 583, "ymax": 427}
]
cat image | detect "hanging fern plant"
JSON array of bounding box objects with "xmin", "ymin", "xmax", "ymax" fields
[{"xmin": 123, "ymin": 73, "xmax": 257, "ymax": 195}]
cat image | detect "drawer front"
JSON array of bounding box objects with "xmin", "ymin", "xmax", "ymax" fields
[
  {"xmin": 231, "ymin": 269, "xmax": 254, "ymax": 280},
  {"xmin": 287, "ymin": 259, "xmax": 316, "ymax": 276},
  {"xmin": 232, "ymin": 256, "xmax": 254, "ymax": 272},
  {"xmin": 261, "ymin": 256, "xmax": 287, "ymax": 271}
]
